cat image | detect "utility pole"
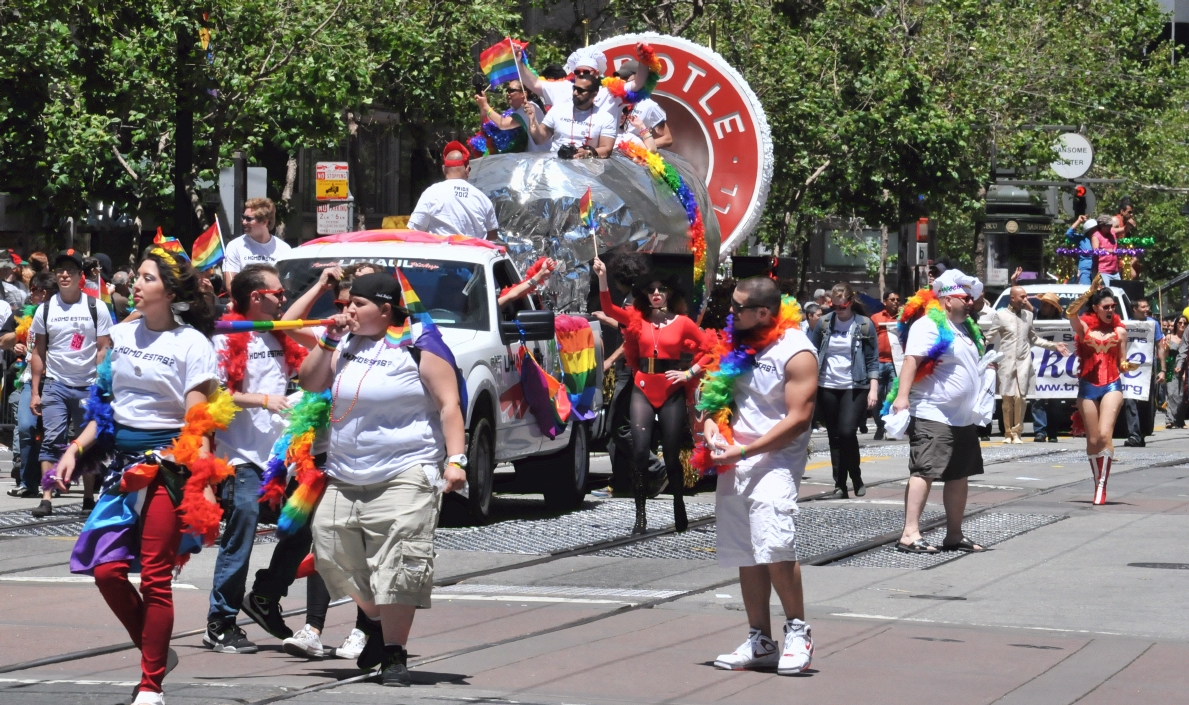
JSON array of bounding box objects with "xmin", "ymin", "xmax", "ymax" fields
[{"xmin": 174, "ymin": 23, "xmax": 195, "ymax": 246}]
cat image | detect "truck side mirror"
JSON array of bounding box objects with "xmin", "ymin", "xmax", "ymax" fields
[{"xmin": 500, "ymin": 309, "xmax": 555, "ymax": 344}]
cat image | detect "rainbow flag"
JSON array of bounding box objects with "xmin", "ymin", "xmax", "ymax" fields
[
  {"xmin": 153, "ymin": 228, "xmax": 189, "ymax": 260},
  {"xmin": 192, "ymin": 221, "xmax": 224, "ymax": 271},
  {"xmin": 385, "ymin": 320, "xmax": 413, "ymax": 348},
  {"xmin": 393, "ymin": 268, "xmax": 467, "ymax": 410},
  {"xmin": 555, "ymin": 315, "xmax": 598, "ymax": 421},
  {"xmin": 81, "ymin": 276, "xmax": 113, "ymax": 308},
  {"xmin": 579, "ymin": 187, "xmax": 594, "ymax": 229},
  {"xmin": 479, "ymin": 37, "xmax": 526, "ymax": 88}
]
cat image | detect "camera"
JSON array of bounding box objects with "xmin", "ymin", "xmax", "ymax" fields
[{"xmin": 557, "ymin": 144, "xmax": 579, "ymax": 160}]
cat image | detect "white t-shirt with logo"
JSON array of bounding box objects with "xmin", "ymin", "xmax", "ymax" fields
[
  {"xmin": 731, "ymin": 328, "xmax": 817, "ymax": 473},
  {"xmin": 109, "ymin": 319, "xmax": 219, "ymax": 430},
  {"xmin": 615, "ymin": 98, "xmax": 667, "ymax": 148},
  {"xmin": 325, "ymin": 335, "xmax": 444, "ymax": 485},
  {"xmin": 904, "ymin": 316, "xmax": 982, "ymax": 427},
  {"xmin": 223, "ymin": 234, "xmax": 292, "ymax": 275},
  {"xmin": 30, "ymin": 294, "xmax": 112, "ymax": 387},
  {"xmin": 214, "ymin": 332, "xmax": 292, "ymax": 466},
  {"xmin": 537, "ymin": 81, "xmax": 631, "ymax": 122},
  {"xmin": 407, "ymin": 179, "xmax": 499, "ymax": 240},
  {"xmin": 819, "ymin": 316, "xmax": 856, "ymax": 389},
  {"xmin": 541, "ymin": 103, "xmax": 617, "ymax": 153}
]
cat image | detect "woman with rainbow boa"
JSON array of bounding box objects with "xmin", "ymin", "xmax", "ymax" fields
[
  {"xmin": 887, "ymin": 269, "xmax": 988, "ymax": 555},
  {"xmin": 53, "ymin": 247, "xmax": 234, "ymax": 705}
]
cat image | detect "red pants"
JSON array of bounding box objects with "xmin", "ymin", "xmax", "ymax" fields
[{"xmin": 94, "ymin": 481, "xmax": 181, "ymax": 694}]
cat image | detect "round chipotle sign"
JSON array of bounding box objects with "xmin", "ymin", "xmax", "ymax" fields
[{"xmin": 592, "ymin": 33, "xmax": 773, "ymax": 252}]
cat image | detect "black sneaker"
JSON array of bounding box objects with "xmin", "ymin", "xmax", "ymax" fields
[
  {"xmin": 203, "ymin": 620, "xmax": 259, "ymax": 654},
  {"xmin": 82, "ymin": 496, "xmax": 96, "ymax": 512},
  {"xmin": 243, "ymin": 591, "xmax": 293, "ymax": 640},
  {"xmin": 356, "ymin": 618, "xmax": 385, "ymax": 671},
  {"xmin": 873, "ymin": 429, "xmax": 885, "ymax": 441},
  {"xmin": 31, "ymin": 500, "xmax": 52, "ymax": 518},
  {"xmin": 378, "ymin": 645, "xmax": 411, "ymax": 687}
]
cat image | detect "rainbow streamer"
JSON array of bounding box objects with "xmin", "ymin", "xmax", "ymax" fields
[
  {"xmin": 214, "ymin": 318, "xmax": 334, "ymax": 332},
  {"xmin": 479, "ymin": 37, "xmax": 526, "ymax": 87},
  {"xmin": 601, "ymin": 44, "xmax": 662, "ymax": 103},
  {"xmin": 617, "ymin": 141, "xmax": 708, "ymax": 301},
  {"xmin": 555, "ymin": 315, "xmax": 598, "ymax": 421}
]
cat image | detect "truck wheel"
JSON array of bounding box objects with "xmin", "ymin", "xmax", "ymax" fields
[
  {"xmin": 465, "ymin": 417, "xmax": 495, "ymax": 522},
  {"xmin": 541, "ymin": 422, "xmax": 589, "ymax": 511}
]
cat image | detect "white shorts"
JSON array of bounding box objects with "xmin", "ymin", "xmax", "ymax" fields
[{"xmin": 715, "ymin": 463, "xmax": 801, "ymax": 568}]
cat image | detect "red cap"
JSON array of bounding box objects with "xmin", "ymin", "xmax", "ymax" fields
[{"xmin": 442, "ymin": 141, "xmax": 470, "ymax": 168}]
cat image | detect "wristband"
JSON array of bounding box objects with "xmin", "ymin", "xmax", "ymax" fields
[
  {"xmin": 263, "ymin": 394, "xmax": 269, "ymax": 409},
  {"xmin": 69, "ymin": 440, "xmax": 83, "ymax": 456},
  {"xmin": 318, "ymin": 333, "xmax": 340, "ymax": 351},
  {"xmin": 740, "ymin": 445, "xmax": 748, "ymax": 460}
]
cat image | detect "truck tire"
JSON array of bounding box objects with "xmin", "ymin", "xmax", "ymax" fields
[
  {"xmin": 540, "ymin": 422, "xmax": 589, "ymax": 511},
  {"xmin": 464, "ymin": 416, "xmax": 495, "ymax": 521}
]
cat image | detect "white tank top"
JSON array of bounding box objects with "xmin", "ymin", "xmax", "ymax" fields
[
  {"xmin": 324, "ymin": 335, "xmax": 445, "ymax": 485},
  {"xmin": 731, "ymin": 327, "xmax": 817, "ymax": 473}
]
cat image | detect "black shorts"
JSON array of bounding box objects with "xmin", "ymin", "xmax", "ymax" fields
[{"xmin": 907, "ymin": 417, "xmax": 984, "ymax": 482}]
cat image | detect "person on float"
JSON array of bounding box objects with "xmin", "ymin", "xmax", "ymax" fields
[
  {"xmin": 1067, "ymin": 277, "xmax": 1133, "ymax": 505},
  {"xmin": 807, "ymin": 283, "xmax": 879, "ymax": 498},
  {"xmin": 472, "ymin": 80, "xmax": 549, "ymax": 154},
  {"xmin": 1091, "ymin": 215, "xmax": 1122, "ymax": 287},
  {"xmin": 697, "ymin": 277, "xmax": 817, "ymax": 676},
  {"xmin": 514, "ymin": 44, "xmax": 652, "ymax": 118},
  {"xmin": 612, "ymin": 60, "xmax": 672, "ymax": 151},
  {"xmin": 204, "ymin": 263, "xmax": 341, "ymax": 653},
  {"xmin": 890, "ymin": 269, "xmax": 988, "ymax": 554},
  {"xmin": 56, "ymin": 247, "xmax": 225, "ymax": 705},
  {"xmin": 527, "ymin": 75, "xmax": 617, "ymax": 158},
  {"xmin": 299, "ymin": 273, "xmax": 466, "ymax": 686},
  {"xmin": 407, "ymin": 142, "xmax": 499, "ymax": 240},
  {"xmin": 593, "ymin": 256, "xmax": 711, "ymax": 534},
  {"xmin": 223, "ymin": 198, "xmax": 291, "ymax": 289}
]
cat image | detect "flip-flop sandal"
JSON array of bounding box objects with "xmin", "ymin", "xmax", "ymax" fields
[
  {"xmin": 940, "ymin": 538, "xmax": 985, "ymax": 553},
  {"xmin": 895, "ymin": 539, "xmax": 937, "ymax": 554}
]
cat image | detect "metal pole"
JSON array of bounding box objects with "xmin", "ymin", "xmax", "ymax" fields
[{"xmin": 232, "ymin": 151, "xmax": 246, "ymax": 237}]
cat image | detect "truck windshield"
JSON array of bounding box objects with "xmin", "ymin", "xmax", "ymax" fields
[{"xmin": 276, "ymin": 257, "xmax": 490, "ymax": 331}]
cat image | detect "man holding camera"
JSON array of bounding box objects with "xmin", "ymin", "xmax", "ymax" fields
[{"xmin": 528, "ymin": 76, "xmax": 616, "ymax": 159}]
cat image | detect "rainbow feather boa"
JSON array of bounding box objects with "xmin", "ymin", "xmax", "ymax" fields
[
  {"xmin": 692, "ymin": 296, "xmax": 802, "ymax": 473},
  {"xmin": 12, "ymin": 303, "xmax": 36, "ymax": 391},
  {"xmin": 880, "ymin": 289, "xmax": 985, "ymax": 415},
  {"xmin": 600, "ymin": 44, "xmax": 661, "ymax": 103},
  {"xmin": 617, "ymin": 141, "xmax": 708, "ymax": 301},
  {"xmin": 258, "ymin": 391, "xmax": 332, "ymax": 536}
]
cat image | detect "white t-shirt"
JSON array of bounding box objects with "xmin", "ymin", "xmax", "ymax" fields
[
  {"xmin": 614, "ymin": 99, "xmax": 667, "ymax": 148},
  {"xmin": 214, "ymin": 333, "xmax": 292, "ymax": 466},
  {"xmin": 223, "ymin": 234, "xmax": 292, "ymax": 275},
  {"xmin": 30, "ymin": 294, "xmax": 112, "ymax": 387},
  {"xmin": 325, "ymin": 335, "xmax": 445, "ymax": 485},
  {"xmin": 407, "ymin": 179, "xmax": 499, "ymax": 240},
  {"xmin": 0, "ymin": 300, "xmax": 11, "ymax": 332},
  {"xmin": 904, "ymin": 316, "xmax": 983, "ymax": 427},
  {"xmin": 731, "ymin": 328, "xmax": 817, "ymax": 473},
  {"xmin": 109, "ymin": 319, "xmax": 219, "ymax": 430},
  {"xmin": 513, "ymin": 106, "xmax": 552, "ymax": 153},
  {"xmin": 819, "ymin": 316, "xmax": 856, "ymax": 389},
  {"xmin": 541, "ymin": 103, "xmax": 617, "ymax": 152},
  {"xmin": 537, "ymin": 81, "xmax": 631, "ymax": 122}
]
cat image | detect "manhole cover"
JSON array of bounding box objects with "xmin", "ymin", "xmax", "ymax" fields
[{"xmin": 836, "ymin": 513, "xmax": 1063, "ymax": 569}]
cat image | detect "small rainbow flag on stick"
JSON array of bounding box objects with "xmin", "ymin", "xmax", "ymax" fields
[
  {"xmin": 579, "ymin": 186, "xmax": 594, "ymax": 229},
  {"xmin": 153, "ymin": 228, "xmax": 189, "ymax": 260},
  {"xmin": 479, "ymin": 37, "xmax": 527, "ymax": 88},
  {"xmin": 192, "ymin": 221, "xmax": 224, "ymax": 271}
]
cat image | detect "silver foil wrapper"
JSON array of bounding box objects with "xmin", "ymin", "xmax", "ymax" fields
[{"xmin": 468, "ymin": 151, "xmax": 721, "ymax": 313}]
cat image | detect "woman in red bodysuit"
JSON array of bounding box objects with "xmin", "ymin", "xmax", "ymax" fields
[
  {"xmin": 1068, "ymin": 280, "xmax": 1131, "ymax": 505},
  {"xmin": 593, "ymin": 257, "xmax": 709, "ymax": 534}
]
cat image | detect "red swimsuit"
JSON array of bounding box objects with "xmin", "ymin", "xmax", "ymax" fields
[
  {"xmin": 600, "ymin": 289, "xmax": 711, "ymax": 408},
  {"xmin": 1076, "ymin": 313, "xmax": 1123, "ymax": 386}
]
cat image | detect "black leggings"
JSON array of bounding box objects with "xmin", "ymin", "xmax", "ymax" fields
[
  {"xmin": 817, "ymin": 387, "xmax": 866, "ymax": 489},
  {"xmin": 630, "ymin": 386, "xmax": 687, "ymax": 496}
]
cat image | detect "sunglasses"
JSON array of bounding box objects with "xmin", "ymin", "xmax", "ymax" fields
[
  {"xmin": 333, "ymin": 300, "xmax": 349, "ymax": 311},
  {"xmin": 256, "ymin": 287, "xmax": 285, "ymax": 298},
  {"xmin": 1101, "ymin": 304, "xmax": 1117, "ymax": 311},
  {"xmin": 730, "ymin": 300, "xmax": 764, "ymax": 313},
  {"xmin": 572, "ymin": 85, "xmax": 598, "ymax": 95},
  {"xmin": 648, "ymin": 286, "xmax": 668, "ymax": 295},
  {"xmin": 504, "ymin": 86, "xmax": 524, "ymax": 94},
  {"xmin": 242, "ymin": 214, "xmax": 261, "ymax": 223},
  {"xmin": 54, "ymin": 267, "xmax": 80, "ymax": 275},
  {"xmin": 573, "ymin": 69, "xmax": 599, "ymax": 78}
]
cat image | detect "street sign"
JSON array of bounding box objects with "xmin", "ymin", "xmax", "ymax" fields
[
  {"xmin": 1050, "ymin": 133, "xmax": 1093, "ymax": 179},
  {"xmin": 316, "ymin": 203, "xmax": 349, "ymax": 234},
  {"xmin": 316, "ymin": 161, "xmax": 349, "ymax": 201}
]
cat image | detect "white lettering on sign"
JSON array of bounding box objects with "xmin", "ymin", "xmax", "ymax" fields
[
  {"xmin": 713, "ymin": 112, "xmax": 745, "ymax": 139},
  {"xmin": 683, "ymin": 63, "xmax": 707, "ymax": 92},
  {"xmin": 699, "ymin": 84, "xmax": 721, "ymax": 115},
  {"xmin": 713, "ymin": 203, "xmax": 731, "ymax": 215},
  {"xmin": 720, "ymin": 185, "xmax": 738, "ymax": 197}
]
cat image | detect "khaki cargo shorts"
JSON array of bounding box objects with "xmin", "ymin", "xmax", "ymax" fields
[{"xmin": 312, "ymin": 465, "xmax": 441, "ymax": 607}]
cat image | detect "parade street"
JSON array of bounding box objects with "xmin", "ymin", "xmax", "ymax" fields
[{"xmin": 1, "ymin": 429, "xmax": 1187, "ymax": 705}]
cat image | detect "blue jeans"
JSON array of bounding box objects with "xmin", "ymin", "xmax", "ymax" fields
[
  {"xmin": 1077, "ymin": 267, "xmax": 1092, "ymax": 285},
  {"xmin": 207, "ymin": 463, "xmax": 262, "ymax": 622},
  {"xmin": 1100, "ymin": 271, "xmax": 1120, "ymax": 288},
  {"xmin": 1032, "ymin": 399, "xmax": 1051, "ymax": 439},
  {"xmin": 874, "ymin": 361, "xmax": 896, "ymax": 431},
  {"xmin": 16, "ymin": 385, "xmax": 41, "ymax": 491},
  {"xmin": 38, "ymin": 381, "xmax": 89, "ymax": 464}
]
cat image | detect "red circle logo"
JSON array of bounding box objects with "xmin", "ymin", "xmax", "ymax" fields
[{"xmin": 592, "ymin": 33, "xmax": 773, "ymax": 252}]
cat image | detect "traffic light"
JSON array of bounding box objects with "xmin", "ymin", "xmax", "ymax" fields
[{"xmin": 1073, "ymin": 185, "xmax": 1087, "ymax": 217}]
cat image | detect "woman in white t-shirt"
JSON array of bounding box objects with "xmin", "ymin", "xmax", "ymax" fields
[
  {"xmin": 807, "ymin": 283, "xmax": 879, "ymax": 498},
  {"xmin": 55, "ymin": 246, "xmax": 222, "ymax": 705},
  {"xmin": 299, "ymin": 273, "xmax": 466, "ymax": 686}
]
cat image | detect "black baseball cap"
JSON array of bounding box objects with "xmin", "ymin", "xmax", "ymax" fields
[
  {"xmin": 351, "ymin": 273, "xmax": 407, "ymax": 316},
  {"xmin": 54, "ymin": 250, "xmax": 84, "ymax": 270}
]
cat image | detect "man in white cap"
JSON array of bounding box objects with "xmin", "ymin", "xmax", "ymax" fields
[
  {"xmin": 1065, "ymin": 214, "xmax": 1095, "ymax": 285},
  {"xmin": 890, "ymin": 269, "xmax": 987, "ymax": 554},
  {"xmin": 515, "ymin": 44, "xmax": 653, "ymax": 120}
]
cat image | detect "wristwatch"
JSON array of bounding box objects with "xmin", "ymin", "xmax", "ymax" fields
[{"xmin": 446, "ymin": 454, "xmax": 468, "ymax": 469}]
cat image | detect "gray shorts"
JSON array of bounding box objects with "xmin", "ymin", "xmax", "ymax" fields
[
  {"xmin": 312, "ymin": 466, "xmax": 441, "ymax": 607},
  {"xmin": 907, "ymin": 418, "xmax": 984, "ymax": 482}
]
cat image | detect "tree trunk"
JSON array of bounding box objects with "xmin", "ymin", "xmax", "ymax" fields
[{"xmin": 276, "ymin": 153, "xmax": 298, "ymax": 241}]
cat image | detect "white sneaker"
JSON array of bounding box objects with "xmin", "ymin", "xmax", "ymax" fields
[
  {"xmin": 132, "ymin": 691, "xmax": 165, "ymax": 705},
  {"xmin": 282, "ymin": 625, "xmax": 325, "ymax": 658},
  {"xmin": 335, "ymin": 628, "xmax": 368, "ymax": 660},
  {"xmin": 713, "ymin": 628, "xmax": 779, "ymax": 670},
  {"xmin": 778, "ymin": 619, "xmax": 813, "ymax": 675}
]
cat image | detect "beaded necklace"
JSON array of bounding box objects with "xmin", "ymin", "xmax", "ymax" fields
[{"xmin": 329, "ymin": 337, "xmax": 378, "ymax": 423}]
